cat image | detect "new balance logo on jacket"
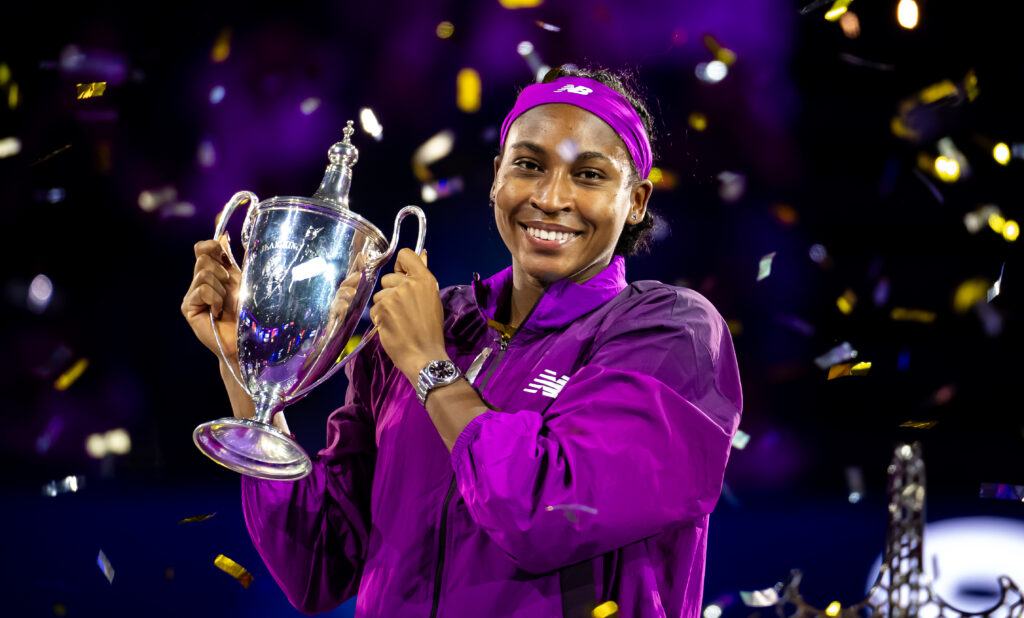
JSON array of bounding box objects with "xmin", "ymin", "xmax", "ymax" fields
[{"xmin": 523, "ymin": 369, "xmax": 570, "ymax": 398}]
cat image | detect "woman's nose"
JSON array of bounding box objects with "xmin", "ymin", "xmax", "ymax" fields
[{"xmin": 530, "ymin": 171, "xmax": 573, "ymax": 213}]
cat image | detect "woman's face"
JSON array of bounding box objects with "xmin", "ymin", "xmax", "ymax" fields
[{"xmin": 491, "ymin": 103, "xmax": 652, "ymax": 286}]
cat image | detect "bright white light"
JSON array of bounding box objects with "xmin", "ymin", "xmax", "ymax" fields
[
  {"xmin": 85, "ymin": 433, "xmax": 107, "ymax": 458},
  {"xmin": 291, "ymin": 257, "xmax": 328, "ymax": 282},
  {"xmin": 413, "ymin": 130, "xmax": 455, "ymax": 166},
  {"xmin": 517, "ymin": 40, "xmax": 534, "ymax": 56},
  {"xmin": 421, "ymin": 184, "xmax": 438, "ymax": 203},
  {"xmin": 209, "ymin": 85, "xmax": 225, "ymax": 105},
  {"xmin": 696, "ymin": 60, "xmax": 728, "ymax": 84},
  {"xmin": 300, "ymin": 97, "xmax": 321, "ymax": 115},
  {"xmin": 703, "ymin": 604, "xmax": 723, "ymax": 618},
  {"xmin": 848, "ymin": 491, "xmax": 862, "ymax": 504},
  {"xmin": 104, "ymin": 428, "xmax": 131, "ymax": 455},
  {"xmin": 360, "ymin": 107, "xmax": 383, "ymax": 141},
  {"xmin": 0, "ymin": 136, "xmax": 21, "ymax": 159},
  {"xmin": 897, "ymin": 0, "xmax": 919, "ymax": 29},
  {"xmin": 28, "ymin": 274, "xmax": 54, "ymax": 313},
  {"xmin": 535, "ymin": 64, "xmax": 551, "ymax": 83}
]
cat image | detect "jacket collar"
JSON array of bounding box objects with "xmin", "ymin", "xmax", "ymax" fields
[{"xmin": 471, "ymin": 256, "xmax": 627, "ymax": 332}]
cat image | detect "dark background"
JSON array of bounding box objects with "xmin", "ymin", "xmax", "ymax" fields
[{"xmin": 1, "ymin": 1, "xmax": 1022, "ymax": 616}]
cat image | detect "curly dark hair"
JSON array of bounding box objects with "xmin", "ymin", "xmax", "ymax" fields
[{"xmin": 538, "ymin": 64, "xmax": 660, "ymax": 257}]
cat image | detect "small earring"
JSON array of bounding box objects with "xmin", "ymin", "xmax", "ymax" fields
[{"xmin": 632, "ymin": 214, "xmax": 638, "ymax": 221}]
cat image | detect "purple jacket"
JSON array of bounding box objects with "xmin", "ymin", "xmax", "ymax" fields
[{"xmin": 242, "ymin": 256, "xmax": 743, "ymax": 617}]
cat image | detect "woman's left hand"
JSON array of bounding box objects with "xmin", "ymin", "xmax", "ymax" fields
[{"xmin": 371, "ymin": 248, "xmax": 449, "ymax": 384}]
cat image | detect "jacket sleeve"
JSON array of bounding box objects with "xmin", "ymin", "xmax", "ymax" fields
[
  {"xmin": 450, "ymin": 288, "xmax": 742, "ymax": 574},
  {"xmin": 241, "ymin": 343, "xmax": 378, "ymax": 614}
]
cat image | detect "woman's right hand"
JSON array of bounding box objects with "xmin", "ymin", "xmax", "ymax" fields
[{"xmin": 182, "ymin": 234, "xmax": 242, "ymax": 361}]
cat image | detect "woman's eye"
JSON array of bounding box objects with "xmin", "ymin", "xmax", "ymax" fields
[
  {"xmin": 578, "ymin": 170, "xmax": 603, "ymax": 180},
  {"xmin": 515, "ymin": 160, "xmax": 541, "ymax": 171}
]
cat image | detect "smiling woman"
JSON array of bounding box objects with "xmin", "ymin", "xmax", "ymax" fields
[{"xmin": 183, "ymin": 64, "xmax": 743, "ymax": 618}]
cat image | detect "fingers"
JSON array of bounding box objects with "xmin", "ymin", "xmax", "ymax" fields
[
  {"xmin": 395, "ymin": 248, "xmax": 428, "ymax": 277},
  {"xmin": 380, "ymin": 273, "xmax": 410, "ymax": 290},
  {"xmin": 182, "ymin": 281, "xmax": 225, "ymax": 319},
  {"xmin": 193, "ymin": 253, "xmax": 231, "ymax": 280}
]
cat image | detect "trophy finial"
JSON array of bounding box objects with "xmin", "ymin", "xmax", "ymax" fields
[{"xmin": 315, "ymin": 121, "xmax": 359, "ymax": 208}]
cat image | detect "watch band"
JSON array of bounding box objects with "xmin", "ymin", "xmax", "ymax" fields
[{"xmin": 415, "ymin": 360, "xmax": 462, "ymax": 406}]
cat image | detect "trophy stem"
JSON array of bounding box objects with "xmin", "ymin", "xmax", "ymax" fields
[{"xmin": 252, "ymin": 390, "xmax": 280, "ymax": 426}]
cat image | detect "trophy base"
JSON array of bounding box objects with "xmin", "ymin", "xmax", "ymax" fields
[{"xmin": 193, "ymin": 417, "xmax": 312, "ymax": 481}]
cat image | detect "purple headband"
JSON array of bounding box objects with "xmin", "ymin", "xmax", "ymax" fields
[{"xmin": 499, "ymin": 75, "xmax": 653, "ymax": 180}]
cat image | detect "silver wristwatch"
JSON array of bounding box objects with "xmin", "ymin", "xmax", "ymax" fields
[{"xmin": 415, "ymin": 360, "xmax": 462, "ymax": 406}]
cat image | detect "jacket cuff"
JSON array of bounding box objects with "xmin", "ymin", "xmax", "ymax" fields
[{"xmin": 450, "ymin": 410, "xmax": 498, "ymax": 471}]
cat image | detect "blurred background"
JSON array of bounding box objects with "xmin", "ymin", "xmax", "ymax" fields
[{"xmin": 1, "ymin": 0, "xmax": 1022, "ymax": 616}]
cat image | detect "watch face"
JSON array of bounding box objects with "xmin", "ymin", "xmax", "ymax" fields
[{"xmin": 428, "ymin": 361, "xmax": 457, "ymax": 380}]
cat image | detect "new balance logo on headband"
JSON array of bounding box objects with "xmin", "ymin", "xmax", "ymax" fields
[{"xmin": 554, "ymin": 84, "xmax": 593, "ymax": 95}]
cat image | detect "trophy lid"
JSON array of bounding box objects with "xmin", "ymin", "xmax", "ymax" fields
[{"xmin": 311, "ymin": 121, "xmax": 359, "ymax": 210}]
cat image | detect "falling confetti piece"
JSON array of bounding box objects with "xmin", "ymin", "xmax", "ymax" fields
[
  {"xmin": 75, "ymin": 82, "xmax": 107, "ymax": 99},
  {"xmin": 838, "ymin": 53, "xmax": 894, "ymax": 71},
  {"xmin": 179, "ymin": 512, "xmax": 217, "ymax": 524},
  {"xmin": 556, "ymin": 138, "xmax": 579, "ymax": 163},
  {"xmin": 436, "ymin": 21, "xmax": 454, "ymax": 39},
  {"xmin": 535, "ymin": 20, "xmax": 561, "ymax": 32},
  {"xmin": 836, "ymin": 289, "xmax": 856, "ymax": 314},
  {"xmin": 823, "ymin": 0, "xmax": 852, "ymax": 21},
  {"xmin": 30, "ymin": 144, "xmax": 72, "ymax": 166},
  {"xmin": 814, "ymin": 342, "xmax": 858, "ymax": 369},
  {"xmin": 97, "ymin": 550, "xmax": 114, "ymax": 584},
  {"xmin": 688, "ymin": 112, "xmax": 708, "ymax": 131},
  {"xmin": 421, "ymin": 176, "xmax": 465, "ymax": 203},
  {"xmin": 756, "ymin": 252, "xmax": 776, "ymax": 281},
  {"xmin": 592, "ymin": 600, "xmax": 619, "ymax": 618},
  {"xmin": 988, "ymin": 263, "xmax": 1005, "ymax": 302},
  {"xmin": 846, "ymin": 466, "xmax": 865, "ymax": 503},
  {"xmin": 900, "ymin": 420, "xmax": 938, "ymax": 429},
  {"xmin": 42, "ymin": 475, "xmax": 85, "ymax": 497},
  {"xmin": 214, "ymin": 554, "xmax": 253, "ymax": 588},
  {"xmin": 954, "ymin": 278, "xmax": 989, "ymax": 313},
  {"xmin": 54, "ymin": 603, "xmax": 67, "ymax": 616},
  {"xmin": 825, "ymin": 601, "xmax": 842, "ymax": 616},
  {"xmin": 0, "ymin": 136, "xmax": 21, "ymax": 158},
  {"xmin": 54, "ymin": 358, "xmax": 88, "ymax": 391},
  {"xmin": 211, "ymin": 28, "xmax": 232, "ymax": 63},
  {"xmin": 850, "ymin": 361, "xmax": 871, "ymax": 375},
  {"xmin": 979, "ymin": 483, "xmax": 1024, "ymax": 501},
  {"xmin": 499, "ymin": 0, "xmax": 544, "ymax": 8},
  {"xmin": 702, "ymin": 34, "xmax": 736, "ymax": 65},
  {"xmin": 360, "ymin": 107, "xmax": 383, "ymax": 141},
  {"xmin": 827, "ymin": 363, "xmax": 852, "ymax": 379},
  {"xmin": 740, "ymin": 587, "xmax": 779, "ymax": 607},
  {"xmin": 731, "ymin": 430, "xmax": 751, "ymax": 450},
  {"xmin": 890, "ymin": 307, "xmax": 936, "ymax": 323},
  {"xmin": 456, "ymin": 67, "xmax": 481, "ymax": 113}
]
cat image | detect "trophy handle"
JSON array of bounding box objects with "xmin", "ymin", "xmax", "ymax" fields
[
  {"xmin": 209, "ymin": 191, "xmax": 260, "ymax": 395},
  {"xmin": 290, "ymin": 205, "xmax": 427, "ymax": 400}
]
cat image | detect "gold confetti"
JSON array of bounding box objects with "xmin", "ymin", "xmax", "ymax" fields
[
  {"xmin": 436, "ymin": 21, "xmax": 455, "ymax": 39},
  {"xmin": 772, "ymin": 203, "xmax": 799, "ymax": 226},
  {"xmin": 703, "ymin": 35, "xmax": 736, "ymax": 65},
  {"xmin": 211, "ymin": 28, "xmax": 232, "ymax": 63},
  {"xmin": 827, "ymin": 363, "xmax": 852, "ymax": 380},
  {"xmin": 649, "ymin": 167, "xmax": 677, "ymax": 189},
  {"xmin": 0, "ymin": 62, "xmax": 9, "ymax": 86},
  {"xmin": 8, "ymin": 82, "xmax": 19, "ymax": 109},
  {"xmin": 900, "ymin": 420, "xmax": 938, "ymax": 429},
  {"xmin": 850, "ymin": 361, "xmax": 872, "ymax": 375},
  {"xmin": 726, "ymin": 319, "xmax": 743, "ymax": 336},
  {"xmin": 54, "ymin": 358, "xmax": 88, "ymax": 391},
  {"xmin": 954, "ymin": 278, "xmax": 989, "ymax": 313},
  {"xmin": 824, "ymin": 0, "xmax": 853, "ymax": 21},
  {"xmin": 836, "ymin": 289, "xmax": 856, "ymax": 314},
  {"xmin": 75, "ymin": 82, "xmax": 107, "ymax": 99},
  {"xmin": 688, "ymin": 112, "xmax": 707, "ymax": 131},
  {"xmin": 456, "ymin": 67, "xmax": 481, "ymax": 113},
  {"xmin": 890, "ymin": 307, "xmax": 936, "ymax": 323},
  {"xmin": 498, "ymin": 0, "xmax": 543, "ymax": 7},
  {"xmin": 179, "ymin": 512, "xmax": 217, "ymax": 524},
  {"xmin": 825, "ymin": 601, "xmax": 842, "ymax": 616},
  {"xmin": 918, "ymin": 79, "xmax": 958, "ymax": 105},
  {"xmin": 214, "ymin": 554, "xmax": 253, "ymax": 588},
  {"xmin": 592, "ymin": 600, "xmax": 619, "ymax": 618}
]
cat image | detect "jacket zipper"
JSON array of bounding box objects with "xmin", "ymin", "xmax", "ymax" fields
[
  {"xmin": 429, "ymin": 477, "xmax": 457, "ymax": 618},
  {"xmin": 428, "ymin": 295, "xmax": 543, "ymax": 617}
]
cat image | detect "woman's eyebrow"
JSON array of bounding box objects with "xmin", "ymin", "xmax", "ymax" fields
[
  {"xmin": 508, "ymin": 140, "xmax": 545, "ymax": 154},
  {"xmin": 575, "ymin": 151, "xmax": 612, "ymax": 164}
]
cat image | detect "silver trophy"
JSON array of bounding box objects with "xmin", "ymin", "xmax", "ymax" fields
[{"xmin": 193, "ymin": 121, "xmax": 426, "ymax": 480}]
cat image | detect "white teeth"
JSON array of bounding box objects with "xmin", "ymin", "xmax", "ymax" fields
[{"xmin": 525, "ymin": 226, "xmax": 574, "ymax": 243}]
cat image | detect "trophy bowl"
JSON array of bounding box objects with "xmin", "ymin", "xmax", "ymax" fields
[{"xmin": 193, "ymin": 122, "xmax": 425, "ymax": 480}]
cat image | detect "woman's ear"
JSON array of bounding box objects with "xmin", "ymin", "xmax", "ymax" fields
[{"xmin": 630, "ymin": 178, "xmax": 653, "ymax": 222}]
